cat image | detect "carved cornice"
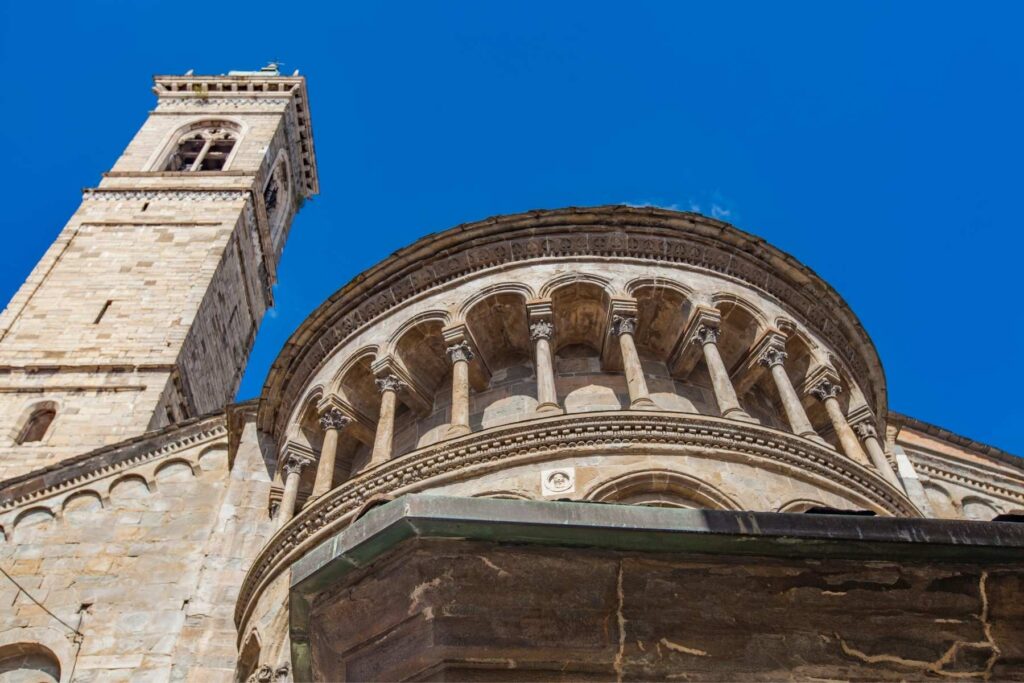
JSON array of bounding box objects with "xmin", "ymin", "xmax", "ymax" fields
[
  {"xmin": 155, "ymin": 97, "xmax": 291, "ymax": 110},
  {"xmin": 259, "ymin": 207, "xmax": 888, "ymax": 439},
  {"xmin": 0, "ymin": 414, "xmax": 228, "ymax": 511},
  {"xmin": 82, "ymin": 189, "xmax": 249, "ymax": 202},
  {"xmin": 910, "ymin": 450, "xmax": 1024, "ymax": 506},
  {"xmin": 235, "ymin": 410, "xmax": 915, "ymax": 631}
]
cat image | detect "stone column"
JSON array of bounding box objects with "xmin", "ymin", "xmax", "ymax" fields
[
  {"xmin": 810, "ymin": 379, "xmax": 871, "ymax": 467},
  {"xmin": 530, "ymin": 320, "xmax": 561, "ymax": 413},
  {"xmin": 694, "ymin": 324, "xmax": 754, "ymax": 422},
  {"xmin": 446, "ymin": 341, "xmax": 473, "ymax": 436},
  {"xmin": 276, "ymin": 456, "xmax": 308, "ymax": 528},
  {"xmin": 757, "ymin": 346, "xmax": 821, "ymax": 441},
  {"xmin": 370, "ymin": 374, "xmax": 404, "ymax": 468},
  {"xmin": 854, "ymin": 421, "xmax": 902, "ymax": 488},
  {"xmin": 611, "ymin": 315, "xmax": 656, "ymax": 409},
  {"xmin": 311, "ymin": 408, "xmax": 350, "ymax": 500}
]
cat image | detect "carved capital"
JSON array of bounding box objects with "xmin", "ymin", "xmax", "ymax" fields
[
  {"xmin": 275, "ymin": 663, "xmax": 291, "ymax": 681},
  {"xmin": 282, "ymin": 456, "xmax": 309, "ymax": 476},
  {"xmin": 446, "ymin": 341, "xmax": 474, "ymax": 364},
  {"xmin": 810, "ymin": 378, "xmax": 842, "ymax": 401},
  {"xmin": 529, "ymin": 320, "xmax": 554, "ymax": 341},
  {"xmin": 693, "ymin": 323, "xmax": 720, "ymax": 346},
  {"xmin": 853, "ymin": 421, "xmax": 878, "ymax": 440},
  {"xmin": 375, "ymin": 374, "xmax": 406, "ymax": 394},
  {"xmin": 250, "ymin": 665, "xmax": 273, "ymax": 683},
  {"xmin": 318, "ymin": 408, "xmax": 350, "ymax": 432},
  {"xmin": 757, "ymin": 346, "xmax": 787, "ymax": 368},
  {"xmin": 611, "ymin": 315, "xmax": 637, "ymax": 337}
]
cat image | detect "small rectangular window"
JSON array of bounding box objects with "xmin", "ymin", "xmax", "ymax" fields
[{"xmin": 94, "ymin": 300, "xmax": 113, "ymax": 324}]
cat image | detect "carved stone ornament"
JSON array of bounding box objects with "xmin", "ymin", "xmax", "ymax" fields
[
  {"xmin": 274, "ymin": 663, "xmax": 291, "ymax": 681},
  {"xmin": 318, "ymin": 408, "xmax": 350, "ymax": 432},
  {"xmin": 529, "ymin": 320, "xmax": 555, "ymax": 341},
  {"xmin": 282, "ymin": 456, "xmax": 309, "ymax": 476},
  {"xmin": 693, "ymin": 324, "xmax": 721, "ymax": 346},
  {"xmin": 375, "ymin": 374, "xmax": 406, "ymax": 394},
  {"xmin": 757, "ymin": 346, "xmax": 788, "ymax": 368},
  {"xmin": 810, "ymin": 378, "xmax": 842, "ymax": 401},
  {"xmin": 853, "ymin": 421, "xmax": 878, "ymax": 440},
  {"xmin": 446, "ymin": 341, "xmax": 475, "ymax": 364},
  {"xmin": 248, "ymin": 665, "xmax": 273, "ymax": 683},
  {"xmin": 611, "ymin": 315, "xmax": 638, "ymax": 337}
]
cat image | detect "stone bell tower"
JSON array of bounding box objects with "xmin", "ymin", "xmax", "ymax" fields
[{"xmin": 0, "ymin": 65, "xmax": 318, "ymax": 478}]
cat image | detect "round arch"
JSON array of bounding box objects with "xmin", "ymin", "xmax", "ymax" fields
[{"xmin": 584, "ymin": 469, "xmax": 742, "ymax": 510}]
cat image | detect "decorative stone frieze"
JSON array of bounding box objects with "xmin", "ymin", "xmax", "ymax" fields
[{"xmin": 82, "ymin": 189, "xmax": 249, "ymax": 201}]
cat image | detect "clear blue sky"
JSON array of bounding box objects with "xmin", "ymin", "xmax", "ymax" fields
[{"xmin": 1, "ymin": 2, "xmax": 1021, "ymax": 454}]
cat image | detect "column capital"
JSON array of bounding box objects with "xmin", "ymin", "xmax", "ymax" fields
[
  {"xmin": 610, "ymin": 315, "xmax": 638, "ymax": 337},
  {"xmin": 852, "ymin": 420, "xmax": 878, "ymax": 440},
  {"xmin": 810, "ymin": 377, "xmax": 842, "ymax": 401},
  {"xmin": 693, "ymin": 323, "xmax": 720, "ymax": 346},
  {"xmin": 375, "ymin": 374, "xmax": 406, "ymax": 394},
  {"xmin": 318, "ymin": 407, "xmax": 350, "ymax": 432},
  {"xmin": 757, "ymin": 345, "xmax": 787, "ymax": 368},
  {"xmin": 282, "ymin": 455, "xmax": 310, "ymax": 476},
  {"xmin": 529, "ymin": 320, "xmax": 554, "ymax": 341},
  {"xmin": 446, "ymin": 340, "xmax": 474, "ymax": 364}
]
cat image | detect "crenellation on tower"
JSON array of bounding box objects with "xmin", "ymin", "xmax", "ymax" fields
[{"xmin": 0, "ymin": 70, "xmax": 318, "ymax": 479}]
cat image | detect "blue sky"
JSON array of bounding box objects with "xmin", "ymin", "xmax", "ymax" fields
[{"xmin": 1, "ymin": 2, "xmax": 1021, "ymax": 454}]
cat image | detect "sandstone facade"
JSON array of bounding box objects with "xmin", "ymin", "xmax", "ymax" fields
[{"xmin": 0, "ymin": 69, "xmax": 1022, "ymax": 682}]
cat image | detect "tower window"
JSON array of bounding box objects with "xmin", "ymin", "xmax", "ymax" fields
[
  {"xmin": 164, "ymin": 126, "xmax": 239, "ymax": 172},
  {"xmin": 16, "ymin": 404, "xmax": 57, "ymax": 444}
]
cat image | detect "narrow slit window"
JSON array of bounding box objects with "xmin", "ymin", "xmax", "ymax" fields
[
  {"xmin": 94, "ymin": 300, "xmax": 113, "ymax": 324},
  {"xmin": 17, "ymin": 406, "xmax": 56, "ymax": 444}
]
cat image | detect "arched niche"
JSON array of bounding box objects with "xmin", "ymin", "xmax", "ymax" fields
[
  {"xmin": 62, "ymin": 491, "xmax": 103, "ymax": 521},
  {"xmin": 154, "ymin": 459, "xmax": 195, "ymax": 483},
  {"xmin": 0, "ymin": 642, "xmax": 61, "ymax": 683},
  {"xmin": 586, "ymin": 469, "xmax": 741, "ymax": 510},
  {"xmin": 12, "ymin": 508, "xmax": 55, "ymax": 543},
  {"xmin": 464, "ymin": 290, "xmax": 531, "ymax": 373},
  {"xmin": 109, "ymin": 474, "xmax": 151, "ymax": 503},
  {"xmin": 962, "ymin": 496, "xmax": 1000, "ymax": 521}
]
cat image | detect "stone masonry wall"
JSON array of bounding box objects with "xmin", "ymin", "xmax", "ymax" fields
[{"xmin": 0, "ymin": 415, "xmax": 275, "ymax": 682}]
